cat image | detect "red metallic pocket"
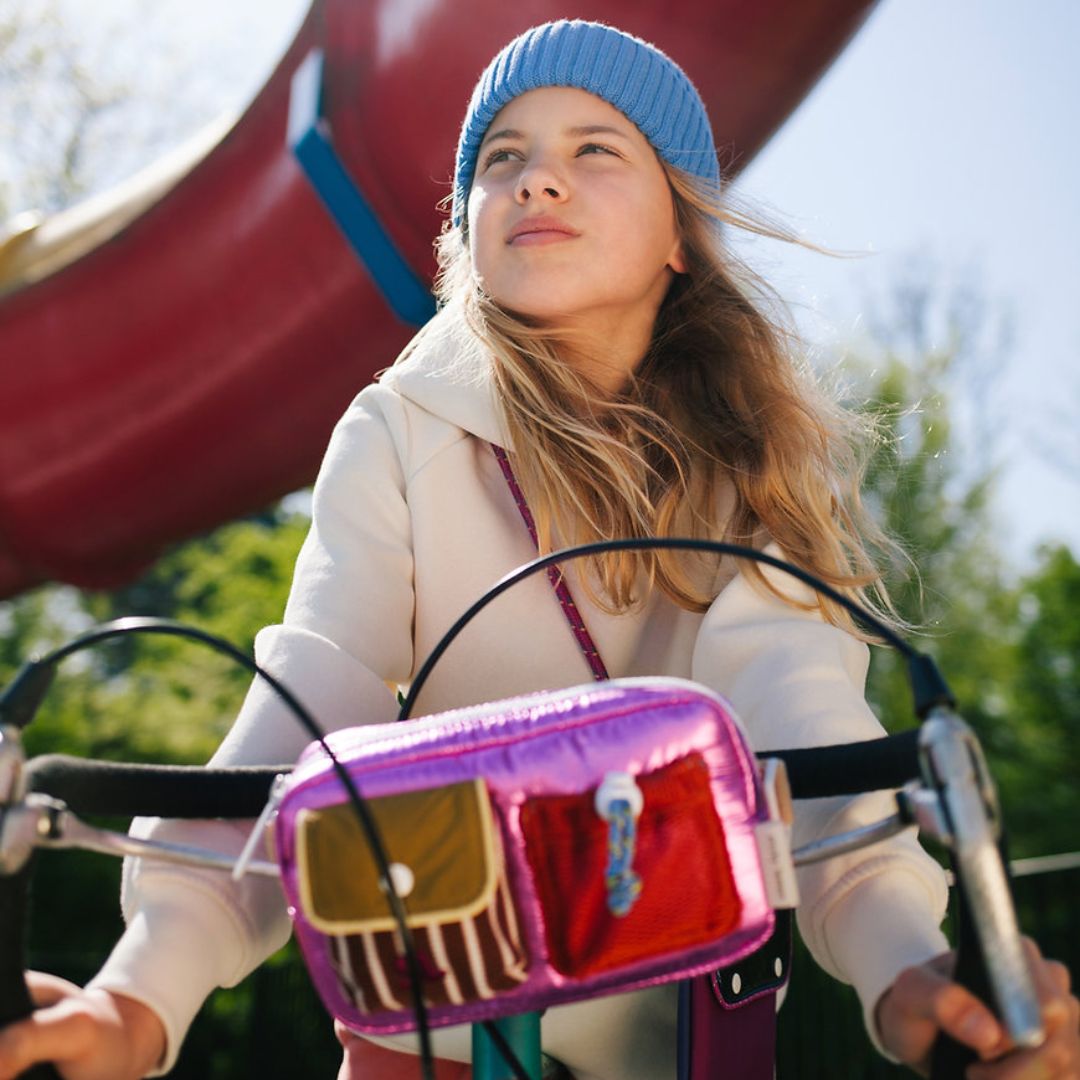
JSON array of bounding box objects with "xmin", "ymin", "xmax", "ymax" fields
[{"xmin": 520, "ymin": 753, "xmax": 742, "ymax": 978}]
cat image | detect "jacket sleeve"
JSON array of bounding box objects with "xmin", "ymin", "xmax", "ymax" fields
[
  {"xmin": 690, "ymin": 547, "xmax": 949, "ymax": 1053},
  {"xmin": 87, "ymin": 385, "xmax": 415, "ymax": 1074}
]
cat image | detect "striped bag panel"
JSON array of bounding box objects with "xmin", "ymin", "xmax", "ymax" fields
[
  {"xmin": 294, "ymin": 778, "xmax": 529, "ymax": 1014},
  {"xmin": 327, "ymin": 840, "xmax": 528, "ymax": 1012}
]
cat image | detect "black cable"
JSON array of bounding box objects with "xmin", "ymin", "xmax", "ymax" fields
[
  {"xmin": 3, "ymin": 618, "xmax": 439, "ymax": 1080},
  {"xmin": 399, "ymin": 538, "xmax": 925, "ymax": 724}
]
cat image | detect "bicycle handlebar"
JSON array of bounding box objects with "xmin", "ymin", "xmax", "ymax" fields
[
  {"xmin": 0, "ymin": 727, "xmax": 926, "ymax": 1078},
  {"xmin": 917, "ymin": 709, "xmax": 1044, "ymax": 1070},
  {"xmin": 0, "ymin": 719, "xmax": 1036, "ymax": 1079},
  {"xmin": 23, "ymin": 729, "xmax": 923, "ymax": 818},
  {"xmin": 0, "ymin": 532, "xmax": 1045, "ymax": 1078},
  {"xmin": 26, "ymin": 756, "xmax": 288, "ymax": 819}
]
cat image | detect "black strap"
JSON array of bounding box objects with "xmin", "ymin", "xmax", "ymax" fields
[{"xmin": 0, "ymin": 858, "xmax": 62, "ymax": 1080}]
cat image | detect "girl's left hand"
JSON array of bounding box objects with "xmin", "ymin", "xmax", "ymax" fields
[{"xmin": 875, "ymin": 939, "xmax": 1080, "ymax": 1077}]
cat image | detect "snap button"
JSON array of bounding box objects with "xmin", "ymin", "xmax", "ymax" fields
[
  {"xmin": 385, "ymin": 862, "xmax": 415, "ymax": 898},
  {"xmin": 731, "ymin": 972, "xmax": 742, "ymax": 995},
  {"xmin": 774, "ymin": 957, "xmax": 783, "ymax": 978}
]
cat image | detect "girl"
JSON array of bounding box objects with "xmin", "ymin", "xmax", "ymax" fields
[{"xmin": 2, "ymin": 19, "xmax": 1076, "ymax": 1080}]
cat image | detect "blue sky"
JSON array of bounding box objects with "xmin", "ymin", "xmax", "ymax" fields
[{"xmin": 731, "ymin": 0, "xmax": 1080, "ymax": 562}]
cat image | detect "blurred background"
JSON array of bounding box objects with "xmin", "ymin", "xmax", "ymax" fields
[{"xmin": 1, "ymin": 1, "xmax": 1077, "ymax": 1076}]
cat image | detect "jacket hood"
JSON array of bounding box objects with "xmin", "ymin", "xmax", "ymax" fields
[{"xmin": 382, "ymin": 302, "xmax": 508, "ymax": 447}]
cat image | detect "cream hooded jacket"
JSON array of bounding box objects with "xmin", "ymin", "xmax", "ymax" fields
[{"xmin": 91, "ymin": 306, "xmax": 948, "ymax": 1079}]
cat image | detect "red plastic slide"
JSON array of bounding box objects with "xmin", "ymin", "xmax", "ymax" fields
[{"xmin": 0, "ymin": 0, "xmax": 875, "ymax": 597}]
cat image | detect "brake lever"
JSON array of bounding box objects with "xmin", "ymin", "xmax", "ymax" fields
[{"xmin": 912, "ymin": 707, "xmax": 1043, "ymax": 1057}]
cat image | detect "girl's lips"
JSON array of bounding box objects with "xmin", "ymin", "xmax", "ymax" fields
[
  {"xmin": 509, "ymin": 229, "xmax": 578, "ymax": 246},
  {"xmin": 506, "ymin": 217, "xmax": 580, "ymax": 245}
]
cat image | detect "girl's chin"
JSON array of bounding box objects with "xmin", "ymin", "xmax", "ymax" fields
[
  {"xmin": 502, "ymin": 306, "xmax": 562, "ymax": 326},
  {"xmin": 491, "ymin": 297, "xmax": 592, "ymax": 326}
]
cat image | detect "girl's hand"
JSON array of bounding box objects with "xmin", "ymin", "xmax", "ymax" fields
[
  {"xmin": 0, "ymin": 973, "xmax": 165, "ymax": 1080},
  {"xmin": 876, "ymin": 940, "xmax": 1080, "ymax": 1078}
]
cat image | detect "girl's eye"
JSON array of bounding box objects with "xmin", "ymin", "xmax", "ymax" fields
[
  {"xmin": 482, "ymin": 147, "xmax": 521, "ymax": 169},
  {"xmin": 577, "ymin": 143, "xmax": 617, "ymax": 157}
]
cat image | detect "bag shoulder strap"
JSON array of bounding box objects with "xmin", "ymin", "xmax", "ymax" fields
[
  {"xmin": 494, "ymin": 443, "xmax": 781, "ymax": 1080},
  {"xmin": 490, "ymin": 444, "xmax": 609, "ymax": 682}
]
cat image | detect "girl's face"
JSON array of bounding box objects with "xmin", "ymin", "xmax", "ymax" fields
[{"xmin": 467, "ymin": 86, "xmax": 686, "ymax": 351}]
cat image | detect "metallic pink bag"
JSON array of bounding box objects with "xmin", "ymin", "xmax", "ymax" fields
[{"xmin": 274, "ymin": 676, "xmax": 786, "ymax": 1035}]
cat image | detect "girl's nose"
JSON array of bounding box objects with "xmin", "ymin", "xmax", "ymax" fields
[{"xmin": 515, "ymin": 159, "xmax": 566, "ymax": 204}]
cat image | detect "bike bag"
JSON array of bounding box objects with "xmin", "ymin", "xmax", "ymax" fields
[{"xmin": 274, "ymin": 677, "xmax": 783, "ymax": 1034}]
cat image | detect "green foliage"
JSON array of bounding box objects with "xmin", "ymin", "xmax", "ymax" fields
[
  {"xmin": 0, "ymin": 507, "xmax": 308, "ymax": 764},
  {"xmin": 857, "ymin": 350, "xmax": 1019, "ymax": 742},
  {"xmin": 995, "ymin": 545, "xmax": 1080, "ymax": 856}
]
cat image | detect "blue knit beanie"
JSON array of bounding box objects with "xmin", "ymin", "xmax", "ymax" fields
[{"xmin": 452, "ymin": 20, "xmax": 718, "ymax": 226}]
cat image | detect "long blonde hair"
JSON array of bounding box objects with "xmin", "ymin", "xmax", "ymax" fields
[{"xmin": 433, "ymin": 168, "xmax": 900, "ymax": 632}]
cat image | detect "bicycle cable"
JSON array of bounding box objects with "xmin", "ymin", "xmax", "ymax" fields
[
  {"xmin": 398, "ymin": 537, "xmax": 954, "ymax": 724},
  {"xmin": 0, "ymin": 620, "xmax": 446, "ymax": 1080}
]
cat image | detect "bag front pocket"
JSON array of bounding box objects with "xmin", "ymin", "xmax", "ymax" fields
[
  {"xmin": 520, "ymin": 753, "xmax": 742, "ymax": 978},
  {"xmin": 295, "ymin": 779, "xmax": 527, "ymax": 1011}
]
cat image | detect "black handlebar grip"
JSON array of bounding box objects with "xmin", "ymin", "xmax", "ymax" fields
[
  {"xmin": 769, "ymin": 729, "xmax": 921, "ymax": 799},
  {"xmin": 27, "ymin": 756, "xmax": 282, "ymax": 819},
  {"xmin": 0, "ymin": 858, "xmax": 62, "ymax": 1080},
  {"xmin": 929, "ymin": 872, "xmax": 994, "ymax": 1079}
]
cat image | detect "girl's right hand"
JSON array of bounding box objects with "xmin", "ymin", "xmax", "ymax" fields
[
  {"xmin": 877, "ymin": 941, "xmax": 1080, "ymax": 1078},
  {"xmin": 0, "ymin": 974, "xmax": 165, "ymax": 1080}
]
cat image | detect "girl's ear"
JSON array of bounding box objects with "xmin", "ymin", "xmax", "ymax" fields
[{"xmin": 667, "ymin": 241, "xmax": 687, "ymax": 275}]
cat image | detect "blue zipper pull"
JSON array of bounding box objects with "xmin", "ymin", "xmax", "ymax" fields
[{"xmin": 595, "ymin": 771, "xmax": 644, "ymax": 917}]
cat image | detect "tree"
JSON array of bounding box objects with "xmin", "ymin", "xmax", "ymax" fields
[
  {"xmin": 998, "ymin": 544, "xmax": 1080, "ymax": 856},
  {"xmin": 1, "ymin": 506, "xmax": 308, "ymax": 764},
  {"xmin": 847, "ymin": 269, "xmax": 1019, "ymax": 738},
  {"xmin": 857, "ymin": 350, "xmax": 1020, "ymax": 736},
  {"xmin": 0, "ymin": 0, "xmax": 129, "ymax": 218},
  {"xmin": 837, "ymin": 270, "xmax": 1077, "ymax": 858},
  {"xmin": 1, "ymin": 0, "xmax": 308, "ymax": 223}
]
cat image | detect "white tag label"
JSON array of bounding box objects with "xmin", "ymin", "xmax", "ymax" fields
[{"xmin": 754, "ymin": 820, "xmax": 800, "ymax": 909}]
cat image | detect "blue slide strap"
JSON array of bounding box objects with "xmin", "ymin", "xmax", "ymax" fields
[{"xmin": 288, "ymin": 50, "xmax": 435, "ymax": 327}]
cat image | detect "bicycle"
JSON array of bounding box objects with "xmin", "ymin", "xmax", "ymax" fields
[{"xmin": 0, "ymin": 541, "xmax": 1048, "ymax": 1079}]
